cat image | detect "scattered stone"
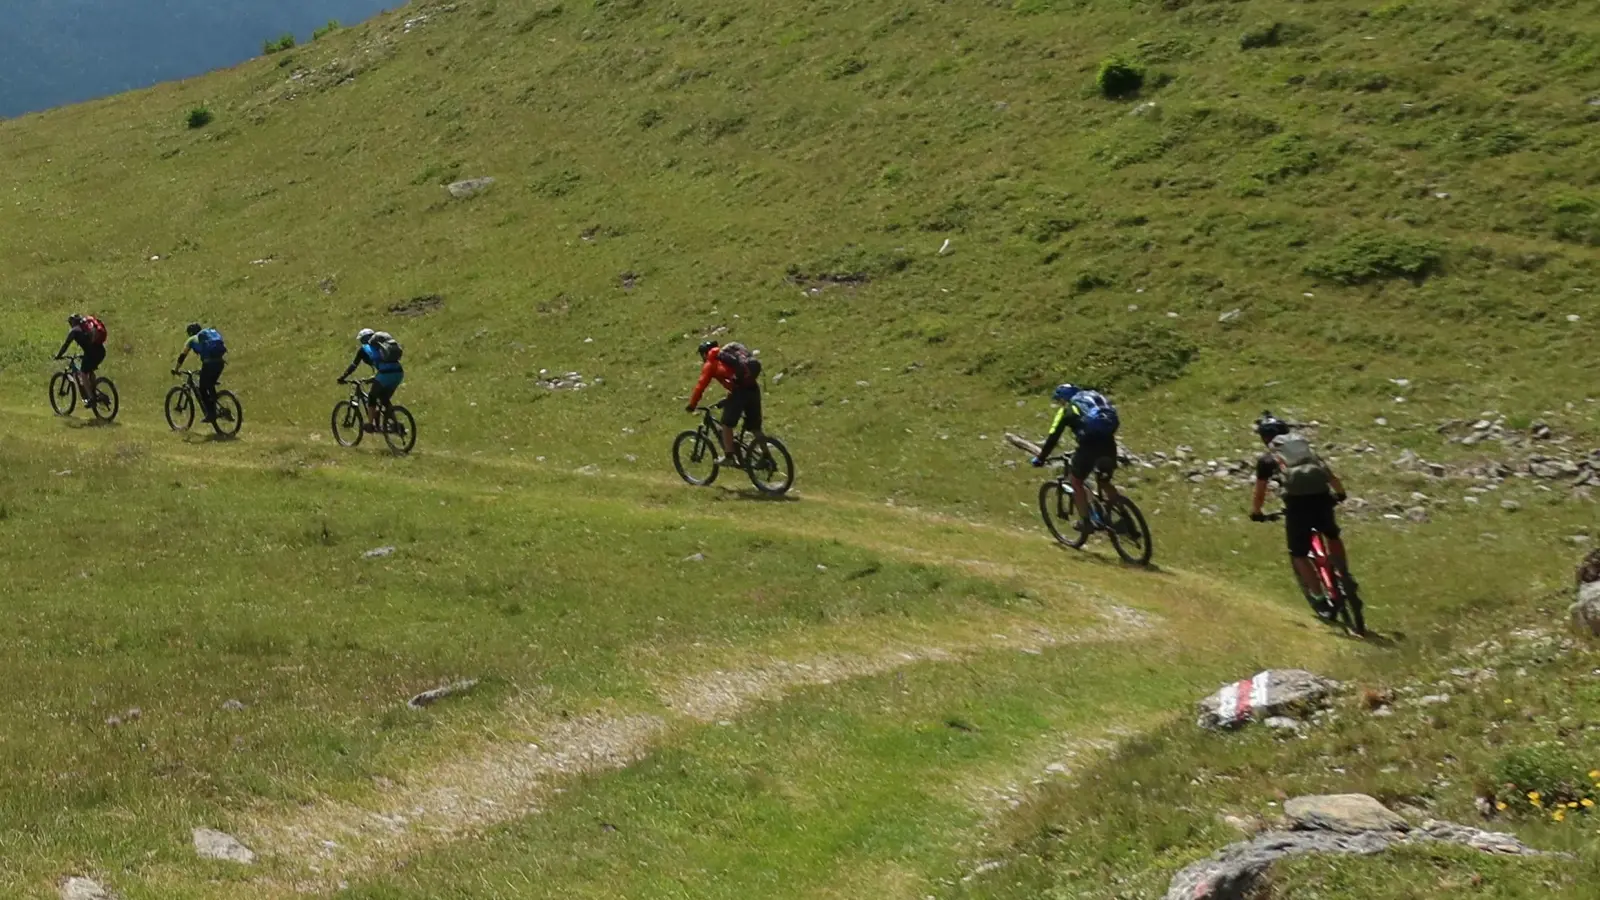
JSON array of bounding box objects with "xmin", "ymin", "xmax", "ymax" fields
[
  {"xmin": 1500, "ymin": 500, "xmax": 1521, "ymax": 512},
  {"xmin": 1405, "ymin": 506, "xmax": 1429, "ymax": 523},
  {"xmin": 537, "ymin": 371, "xmax": 590, "ymax": 390},
  {"xmin": 1572, "ymin": 581, "xmax": 1600, "ymax": 638},
  {"xmin": 682, "ymin": 552, "xmax": 706, "ymax": 563},
  {"xmin": 1218, "ymin": 308, "xmax": 1242, "ymax": 323},
  {"xmin": 193, "ymin": 828, "xmax": 255, "ymax": 864},
  {"xmin": 1264, "ymin": 716, "xmax": 1302, "ymax": 732},
  {"xmin": 362, "ymin": 546, "xmax": 396, "ymax": 559},
  {"xmin": 1578, "ymin": 548, "xmax": 1600, "ymax": 586},
  {"xmin": 317, "ymin": 276, "xmax": 337, "ymax": 294},
  {"xmin": 59, "ymin": 877, "xmax": 118, "ymax": 900},
  {"xmin": 1197, "ymin": 670, "xmax": 1339, "ymax": 730},
  {"xmin": 407, "ymin": 678, "xmax": 480, "ymax": 710},
  {"xmin": 221, "ymin": 699, "xmax": 247, "ymax": 712},
  {"xmin": 1418, "ymin": 694, "xmax": 1451, "ymax": 706},
  {"xmin": 445, "ymin": 177, "xmax": 494, "ymax": 199}
]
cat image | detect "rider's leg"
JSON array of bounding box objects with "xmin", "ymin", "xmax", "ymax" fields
[
  {"xmin": 745, "ymin": 387, "xmax": 766, "ymax": 454},
  {"xmin": 199, "ymin": 361, "xmax": 222, "ymax": 420},
  {"xmin": 1285, "ymin": 502, "xmax": 1331, "ymax": 610},
  {"xmin": 1068, "ymin": 472, "xmax": 1093, "ymax": 524},
  {"xmin": 1290, "ymin": 554, "xmax": 1323, "ymax": 596}
]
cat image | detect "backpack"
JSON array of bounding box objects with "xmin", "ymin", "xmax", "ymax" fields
[
  {"xmin": 82, "ymin": 315, "xmax": 107, "ymax": 345},
  {"xmin": 1072, "ymin": 390, "xmax": 1120, "ymax": 439},
  {"xmin": 196, "ymin": 327, "xmax": 227, "ymax": 359},
  {"xmin": 717, "ymin": 342, "xmax": 762, "ymax": 383},
  {"xmin": 1270, "ymin": 434, "xmax": 1333, "ymax": 496},
  {"xmin": 370, "ymin": 332, "xmax": 403, "ymax": 364}
]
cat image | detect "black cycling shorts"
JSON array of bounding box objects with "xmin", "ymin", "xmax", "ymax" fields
[
  {"xmin": 1284, "ymin": 493, "xmax": 1340, "ymax": 557},
  {"xmin": 720, "ymin": 384, "xmax": 762, "ymax": 432},
  {"xmin": 1070, "ymin": 438, "xmax": 1118, "ymax": 480},
  {"xmin": 81, "ymin": 342, "xmax": 107, "ymax": 373}
]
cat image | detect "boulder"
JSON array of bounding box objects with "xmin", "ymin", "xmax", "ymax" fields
[
  {"xmin": 445, "ymin": 177, "xmax": 495, "ymax": 199},
  {"xmin": 192, "ymin": 828, "xmax": 255, "ymax": 864},
  {"xmin": 1572, "ymin": 580, "xmax": 1600, "ymax": 638},
  {"xmin": 59, "ymin": 877, "xmax": 118, "ymax": 900},
  {"xmin": 1197, "ymin": 670, "xmax": 1338, "ymax": 730},
  {"xmin": 1285, "ymin": 794, "xmax": 1409, "ymax": 834},
  {"xmin": 1578, "ymin": 548, "xmax": 1600, "ymax": 586}
]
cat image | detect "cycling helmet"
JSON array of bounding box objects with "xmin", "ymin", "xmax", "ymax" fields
[
  {"xmin": 697, "ymin": 340, "xmax": 719, "ymax": 359},
  {"xmin": 1052, "ymin": 383, "xmax": 1081, "ymax": 404},
  {"xmin": 186, "ymin": 322, "xmax": 202, "ymax": 336},
  {"xmin": 357, "ymin": 328, "xmax": 376, "ymax": 343},
  {"xmin": 67, "ymin": 314, "xmax": 84, "ymax": 327},
  {"xmin": 1255, "ymin": 411, "xmax": 1291, "ymax": 444}
]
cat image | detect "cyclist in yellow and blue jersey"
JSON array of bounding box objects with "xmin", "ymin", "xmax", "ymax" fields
[{"xmin": 1031, "ymin": 383, "xmax": 1122, "ymax": 533}]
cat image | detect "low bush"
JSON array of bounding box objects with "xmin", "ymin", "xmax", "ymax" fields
[
  {"xmin": 186, "ymin": 105, "xmax": 213, "ymax": 129},
  {"xmin": 263, "ymin": 33, "xmax": 296, "ymax": 54},
  {"xmin": 313, "ymin": 20, "xmax": 341, "ymax": 41},
  {"xmin": 1097, "ymin": 57, "xmax": 1144, "ymax": 99},
  {"xmin": 1304, "ymin": 232, "xmax": 1442, "ymax": 285}
]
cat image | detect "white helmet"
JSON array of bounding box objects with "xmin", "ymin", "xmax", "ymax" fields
[{"xmin": 357, "ymin": 328, "xmax": 375, "ymax": 343}]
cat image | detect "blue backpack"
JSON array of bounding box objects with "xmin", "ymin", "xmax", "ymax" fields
[
  {"xmin": 1073, "ymin": 390, "xmax": 1120, "ymax": 439},
  {"xmin": 196, "ymin": 328, "xmax": 227, "ymax": 359}
]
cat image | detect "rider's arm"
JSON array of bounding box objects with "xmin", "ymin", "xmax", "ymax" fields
[
  {"xmin": 1328, "ymin": 470, "xmax": 1347, "ymax": 499},
  {"xmin": 339, "ymin": 349, "xmax": 364, "ymax": 381},
  {"xmin": 54, "ymin": 331, "xmax": 76, "ymax": 359},
  {"xmin": 1249, "ymin": 479, "xmax": 1270, "ymax": 517},
  {"xmin": 686, "ymin": 358, "xmax": 716, "ymax": 408},
  {"xmin": 174, "ymin": 340, "xmax": 191, "ymax": 371},
  {"xmin": 1250, "ymin": 455, "xmax": 1276, "ymax": 516},
  {"xmin": 1035, "ymin": 406, "xmax": 1073, "ymax": 460}
]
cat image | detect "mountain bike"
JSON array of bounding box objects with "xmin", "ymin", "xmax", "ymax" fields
[
  {"xmin": 332, "ymin": 378, "xmax": 416, "ymax": 454},
  {"xmin": 166, "ymin": 369, "xmax": 243, "ymax": 437},
  {"xmin": 1257, "ymin": 510, "xmax": 1366, "ymax": 636},
  {"xmin": 1035, "ymin": 453, "xmax": 1153, "ymax": 565},
  {"xmin": 49, "ymin": 355, "xmax": 119, "ymax": 422},
  {"xmin": 673, "ymin": 405, "xmax": 794, "ymax": 496}
]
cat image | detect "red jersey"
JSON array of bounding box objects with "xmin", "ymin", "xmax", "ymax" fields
[{"xmin": 687, "ymin": 354, "xmax": 741, "ymax": 408}]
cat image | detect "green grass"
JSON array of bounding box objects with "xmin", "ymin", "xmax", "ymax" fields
[{"xmin": 0, "ymin": 0, "xmax": 1597, "ymax": 896}]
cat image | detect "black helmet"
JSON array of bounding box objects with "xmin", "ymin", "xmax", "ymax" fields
[
  {"xmin": 67, "ymin": 313, "xmax": 84, "ymax": 327},
  {"xmin": 697, "ymin": 340, "xmax": 719, "ymax": 359},
  {"xmin": 186, "ymin": 322, "xmax": 203, "ymax": 336},
  {"xmin": 1255, "ymin": 411, "xmax": 1291, "ymax": 444}
]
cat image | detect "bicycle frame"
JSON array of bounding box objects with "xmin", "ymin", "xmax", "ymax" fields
[{"xmin": 697, "ymin": 406, "xmax": 756, "ymax": 460}]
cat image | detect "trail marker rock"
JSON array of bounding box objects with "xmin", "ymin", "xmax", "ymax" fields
[{"xmin": 1197, "ymin": 670, "xmax": 1338, "ymax": 730}]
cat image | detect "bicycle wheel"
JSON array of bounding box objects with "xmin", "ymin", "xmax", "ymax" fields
[
  {"xmin": 91, "ymin": 378, "xmax": 119, "ymax": 421},
  {"xmin": 383, "ymin": 405, "xmax": 417, "ymax": 454},
  {"xmin": 672, "ymin": 430, "xmax": 720, "ymax": 486},
  {"xmin": 1105, "ymin": 494, "xmax": 1154, "ymax": 565},
  {"xmin": 1039, "ymin": 481, "xmax": 1088, "ymax": 548},
  {"xmin": 1330, "ymin": 570, "xmax": 1366, "ymax": 636},
  {"xmin": 745, "ymin": 436, "xmax": 795, "ymax": 495},
  {"xmin": 331, "ymin": 400, "xmax": 365, "ymax": 447},
  {"xmin": 49, "ymin": 373, "xmax": 77, "ymax": 416},
  {"xmin": 212, "ymin": 391, "xmax": 243, "ymax": 437},
  {"xmin": 164, "ymin": 386, "xmax": 194, "ymax": 431}
]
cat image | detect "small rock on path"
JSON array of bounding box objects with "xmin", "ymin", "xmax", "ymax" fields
[{"xmin": 193, "ymin": 827, "xmax": 255, "ymax": 864}]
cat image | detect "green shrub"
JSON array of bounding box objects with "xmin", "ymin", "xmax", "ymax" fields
[
  {"xmin": 186, "ymin": 106, "xmax": 213, "ymax": 129},
  {"xmin": 1550, "ymin": 195, "xmax": 1600, "ymax": 246},
  {"xmin": 1239, "ymin": 22, "xmax": 1282, "ymax": 50},
  {"xmin": 1304, "ymin": 232, "xmax": 1443, "ymax": 285},
  {"xmin": 263, "ymin": 33, "xmax": 296, "ymax": 54},
  {"xmin": 1493, "ymin": 743, "xmax": 1595, "ymax": 811},
  {"xmin": 1097, "ymin": 57, "xmax": 1145, "ymax": 99},
  {"xmin": 313, "ymin": 20, "xmax": 341, "ymax": 41}
]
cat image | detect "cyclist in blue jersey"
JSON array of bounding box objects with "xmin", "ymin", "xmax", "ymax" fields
[
  {"xmin": 172, "ymin": 322, "xmax": 228, "ymax": 422},
  {"xmin": 338, "ymin": 328, "xmax": 405, "ymax": 432},
  {"xmin": 1031, "ymin": 383, "xmax": 1122, "ymax": 534}
]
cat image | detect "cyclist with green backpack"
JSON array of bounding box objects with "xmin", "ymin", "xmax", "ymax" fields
[
  {"xmin": 172, "ymin": 322, "xmax": 228, "ymax": 422},
  {"xmin": 1248, "ymin": 412, "xmax": 1352, "ymax": 618},
  {"xmin": 338, "ymin": 328, "xmax": 404, "ymax": 432},
  {"xmin": 1031, "ymin": 383, "xmax": 1122, "ymax": 534}
]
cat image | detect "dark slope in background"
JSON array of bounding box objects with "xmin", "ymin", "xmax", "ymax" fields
[{"xmin": 0, "ymin": 0, "xmax": 395, "ymax": 117}]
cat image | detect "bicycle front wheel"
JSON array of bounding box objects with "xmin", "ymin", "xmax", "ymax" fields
[
  {"xmin": 383, "ymin": 406, "xmax": 417, "ymax": 454},
  {"xmin": 1105, "ymin": 494, "xmax": 1153, "ymax": 565},
  {"xmin": 91, "ymin": 378, "xmax": 120, "ymax": 421},
  {"xmin": 49, "ymin": 373, "xmax": 77, "ymax": 416},
  {"xmin": 212, "ymin": 391, "xmax": 243, "ymax": 437},
  {"xmin": 164, "ymin": 386, "xmax": 194, "ymax": 431},
  {"xmin": 331, "ymin": 400, "xmax": 364, "ymax": 447},
  {"xmin": 1039, "ymin": 481, "xmax": 1088, "ymax": 549},
  {"xmin": 672, "ymin": 430, "xmax": 720, "ymax": 486},
  {"xmin": 745, "ymin": 436, "xmax": 795, "ymax": 495}
]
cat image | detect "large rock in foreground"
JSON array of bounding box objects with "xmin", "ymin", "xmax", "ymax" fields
[{"xmin": 1196, "ymin": 670, "xmax": 1338, "ymax": 730}]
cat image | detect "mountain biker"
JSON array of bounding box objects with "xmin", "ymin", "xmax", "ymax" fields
[
  {"xmin": 685, "ymin": 340, "xmax": 763, "ymax": 466},
  {"xmin": 1030, "ymin": 383, "xmax": 1122, "ymax": 534},
  {"xmin": 54, "ymin": 313, "xmax": 108, "ymax": 408},
  {"xmin": 337, "ymin": 328, "xmax": 404, "ymax": 431},
  {"xmin": 172, "ymin": 322, "xmax": 228, "ymax": 422},
  {"xmin": 1247, "ymin": 412, "xmax": 1353, "ymax": 619}
]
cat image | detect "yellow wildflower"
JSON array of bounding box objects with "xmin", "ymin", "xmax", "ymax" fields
[
  {"xmin": 1496, "ymin": 801, "xmax": 1508, "ymax": 811},
  {"xmin": 1583, "ymin": 799, "xmax": 1596, "ymax": 809},
  {"xmin": 1568, "ymin": 802, "xmax": 1581, "ymax": 809},
  {"xmin": 1528, "ymin": 791, "xmax": 1543, "ymax": 807},
  {"xmin": 1589, "ymin": 770, "xmax": 1599, "ymax": 779},
  {"xmin": 1553, "ymin": 809, "xmax": 1566, "ymax": 822}
]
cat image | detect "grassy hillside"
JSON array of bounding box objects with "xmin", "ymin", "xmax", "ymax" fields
[{"xmin": 0, "ymin": 0, "xmax": 1596, "ymax": 897}]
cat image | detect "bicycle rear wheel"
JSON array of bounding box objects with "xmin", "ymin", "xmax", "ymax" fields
[
  {"xmin": 745, "ymin": 436, "xmax": 794, "ymax": 495},
  {"xmin": 1329, "ymin": 569, "xmax": 1366, "ymax": 636},
  {"xmin": 331, "ymin": 401, "xmax": 364, "ymax": 447},
  {"xmin": 212, "ymin": 391, "xmax": 244, "ymax": 437},
  {"xmin": 1039, "ymin": 481, "xmax": 1088, "ymax": 548},
  {"xmin": 165, "ymin": 386, "xmax": 194, "ymax": 431},
  {"xmin": 1105, "ymin": 494, "xmax": 1153, "ymax": 565},
  {"xmin": 49, "ymin": 373, "xmax": 77, "ymax": 416},
  {"xmin": 383, "ymin": 406, "xmax": 417, "ymax": 454},
  {"xmin": 91, "ymin": 378, "xmax": 119, "ymax": 421},
  {"xmin": 672, "ymin": 430, "xmax": 720, "ymax": 486}
]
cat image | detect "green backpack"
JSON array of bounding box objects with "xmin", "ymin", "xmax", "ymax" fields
[{"xmin": 1270, "ymin": 434, "xmax": 1332, "ymax": 496}]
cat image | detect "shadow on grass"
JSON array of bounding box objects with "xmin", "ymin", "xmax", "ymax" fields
[{"xmin": 717, "ymin": 486, "xmax": 802, "ymax": 503}]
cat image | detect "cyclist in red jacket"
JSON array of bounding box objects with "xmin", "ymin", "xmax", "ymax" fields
[{"xmin": 685, "ymin": 340, "xmax": 763, "ymax": 467}]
